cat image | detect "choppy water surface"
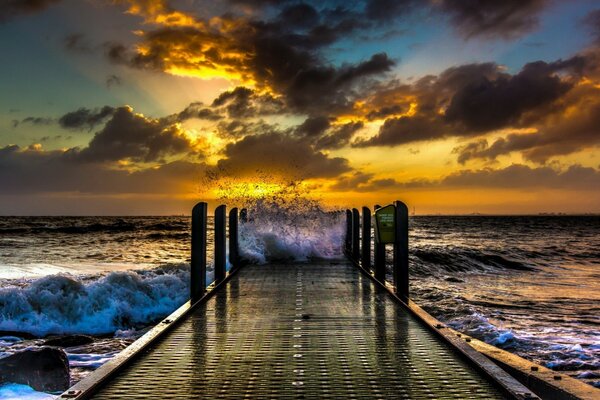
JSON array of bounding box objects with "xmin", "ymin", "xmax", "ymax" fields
[{"xmin": 0, "ymin": 214, "xmax": 598, "ymax": 398}]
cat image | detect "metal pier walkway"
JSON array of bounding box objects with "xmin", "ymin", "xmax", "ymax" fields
[{"xmin": 88, "ymin": 261, "xmax": 506, "ymax": 399}]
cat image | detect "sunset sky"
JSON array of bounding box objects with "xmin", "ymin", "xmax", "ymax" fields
[{"xmin": 1, "ymin": 0, "xmax": 599, "ymax": 215}]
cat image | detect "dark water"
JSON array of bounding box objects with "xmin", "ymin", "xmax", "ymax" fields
[{"xmin": 0, "ymin": 215, "xmax": 598, "ymax": 396}]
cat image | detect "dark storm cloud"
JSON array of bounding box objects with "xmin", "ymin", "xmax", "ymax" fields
[
  {"xmin": 444, "ymin": 60, "xmax": 573, "ymax": 132},
  {"xmin": 216, "ymin": 131, "xmax": 351, "ymax": 179},
  {"xmin": 354, "ymin": 115, "xmax": 444, "ymax": 147},
  {"xmin": 314, "ymin": 121, "xmax": 364, "ymax": 150},
  {"xmin": 278, "ymin": 52, "xmax": 395, "ymax": 112},
  {"xmin": 172, "ymin": 86, "xmax": 284, "ymax": 122},
  {"xmin": 455, "ymin": 99, "xmax": 600, "ymax": 164},
  {"xmin": 77, "ymin": 106, "xmax": 197, "ymax": 163},
  {"xmin": 357, "ymin": 55, "xmax": 591, "ymax": 148},
  {"xmin": 295, "ymin": 116, "xmax": 330, "ymax": 138},
  {"xmin": 0, "ymin": 0, "xmax": 61, "ymax": 22},
  {"xmin": 329, "ymin": 171, "xmax": 399, "ymax": 192},
  {"xmin": 439, "ymin": 164, "xmax": 600, "ymax": 190},
  {"xmin": 12, "ymin": 116, "xmax": 53, "ymax": 128},
  {"xmin": 58, "ymin": 106, "xmax": 116, "ymax": 130},
  {"xmin": 210, "ymin": 87, "xmax": 284, "ymax": 118},
  {"xmin": 437, "ymin": 0, "xmax": 549, "ymax": 39},
  {"xmin": 278, "ymin": 3, "xmax": 320, "ymax": 28},
  {"xmin": 0, "ymin": 144, "xmax": 204, "ymax": 194},
  {"xmin": 103, "ymin": 4, "xmax": 395, "ymax": 114},
  {"xmin": 329, "ymin": 164, "xmax": 600, "ymax": 192}
]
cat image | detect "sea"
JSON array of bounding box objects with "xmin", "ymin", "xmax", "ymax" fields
[{"xmin": 0, "ymin": 213, "xmax": 598, "ymax": 398}]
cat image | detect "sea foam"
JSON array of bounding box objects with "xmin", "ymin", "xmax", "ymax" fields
[{"xmin": 0, "ymin": 265, "xmax": 189, "ymax": 337}]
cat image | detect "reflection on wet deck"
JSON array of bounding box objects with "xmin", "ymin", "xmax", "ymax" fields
[{"xmin": 91, "ymin": 261, "xmax": 506, "ymax": 399}]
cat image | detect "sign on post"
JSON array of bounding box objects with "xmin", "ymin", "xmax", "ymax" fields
[{"xmin": 374, "ymin": 204, "xmax": 396, "ymax": 244}]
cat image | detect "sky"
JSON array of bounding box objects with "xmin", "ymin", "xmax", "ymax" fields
[{"xmin": 0, "ymin": 0, "xmax": 599, "ymax": 215}]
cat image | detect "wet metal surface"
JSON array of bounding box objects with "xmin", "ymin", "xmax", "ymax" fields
[{"xmin": 91, "ymin": 262, "xmax": 506, "ymax": 399}]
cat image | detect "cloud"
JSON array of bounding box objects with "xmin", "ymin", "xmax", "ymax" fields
[
  {"xmin": 216, "ymin": 131, "xmax": 351, "ymax": 179},
  {"xmin": 314, "ymin": 121, "xmax": 364, "ymax": 150},
  {"xmin": 439, "ymin": 164, "xmax": 600, "ymax": 190},
  {"xmin": 12, "ymin": 116, "xmax": 53, "ymax": 128},
  {"xmin": 295, "ymin": 116, "xmax": 330, "ymax": 138},
  {"xmin": 329, "ymin": 171, "xmax": 400, "ymax": 192},
  {"xmin": 330, "ymin": 164, "xmax": 600, "ymax": 192},
  {"xmin": 437, "ymin": 0, "xmax": 549, "ymax": 39},
  {"xmin": 0, "ymin": 0, "xmax": 60, "ymax": 22},
  {"xmin": 356, "ymin": 53, "xmax": 596, "ymax": 150},
  {"xmin": 102, "ymin": 4, "xmax": 396, "ymax": 114},
  {"xmin": 354, "ymin": 115, "xmax": 445, "ymax": 147},
  {"xmin": 278, "ymin": 3, "xmax": 320, "ymax": 28},
  {"xmin": 58, "ymin": 106, "xmax": 116, "ymax": 130},
  {"xmin": 444, "ymin": 61, "xmax": 572, "ymax": 132},
  {"xmin": 0, "ymin": 144, "xmax": 204, "ymax": 195},
  {"xmin": 210, "ymin": 86, "xmax": 284, "ymax": 118},
  {"xmin": 106, "ymin": 74, "xmax": 122, "ymax": 88},
  {"xmin": 77, "ymin": 106, "xmax": 198, "ymax": 163},
  {"xmin": 455, "ymin": 99, "xmax": 600, "ymax": 164}
]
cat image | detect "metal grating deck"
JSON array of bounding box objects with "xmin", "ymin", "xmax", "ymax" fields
[{"xmin": 91, "ymin": 261, "xmax": 506, "ymax": 399}]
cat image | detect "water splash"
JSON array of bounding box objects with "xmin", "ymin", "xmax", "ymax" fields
[{"xmin": 213, "ymin": 178, "xmax": 345, "ymax": 263}]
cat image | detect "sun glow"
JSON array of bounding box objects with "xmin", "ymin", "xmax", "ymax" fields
[{"xmin": 213, "ymin": 182, "xmax": 284, "ymax": 200}]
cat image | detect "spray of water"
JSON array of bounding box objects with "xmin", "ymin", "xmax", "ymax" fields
[{"xmin": 210, "ymin": 175, "xmax": 345, "ymax": 263}]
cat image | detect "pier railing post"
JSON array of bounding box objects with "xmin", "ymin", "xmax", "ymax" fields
[
  {"xmin": 215, "ymin": 204, "xmax": 227, "ymax": 283},
  {"xmin": 345, "ymin": 209, "xmax": 352, "ymax": 254},
  {"xmin": 361, "ymin": 207, "xmax": 371, "ymax": 271},
  {"xmin": 393, "ymin": 200, "xmax": 409, "ymax": 301},
  {"xmin": 373, "ymin": 205, "xmax": 386, "ymax": 282},
  {"xmin": 352, "ymin": 208, "xmax": 360, "ymax": 261},
  {"xmin": 229, "ymin": 207, "xmax": 239, "ymax": 271},
  {"xmin": 191, "ymin": 202, "xmax": 207, "ymax": 301}
]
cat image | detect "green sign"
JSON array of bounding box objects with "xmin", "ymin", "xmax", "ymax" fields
[{"xmin": 375, "ymin": 204, "xmax": 396, "ymax": 244}]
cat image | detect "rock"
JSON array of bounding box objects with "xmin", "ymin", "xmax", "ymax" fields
[
  {"xmin": 44, "ymin": 334, "xmax": 94, "ymax": 348},
  {"xmin": 0, "ymin": 346, "xmax": 70, "ymax": 392}
]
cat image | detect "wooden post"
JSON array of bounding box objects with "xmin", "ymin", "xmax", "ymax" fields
[
  {"xmin": 361, "ymin": 207, "xmax": 371, "ymax": 271},
  {"xmin": 352, "ymin": 208, "xmax": 360, "ymax": 261},
  {"xmin": 229, "ymin": 207, "xmax": 239, "ymax": 271},
  {"xmin": 191, "ymin": 202, "xmax": 207, "ymax": 301},
  {"xmin": 373, "ymin": 205, "xmax": 386, "ymax": 282},
  {"xmin": 214, "ymin": 204, "xmax": 226, "ymax": 283},
  {"xmin": 345, "ymin": 209, "xmax": 352, "ymax": 254},
  {"xmin": 393, "ymin": 200, "xmax": 409, "ymax": 301}
]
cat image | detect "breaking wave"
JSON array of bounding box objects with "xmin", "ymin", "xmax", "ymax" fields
[{"xmin": 0, "ymin": 264, "xmax": 189, "ymax": 337}]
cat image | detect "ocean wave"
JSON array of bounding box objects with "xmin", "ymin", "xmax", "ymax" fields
[
  {"xmin": 410, "ymin": 247, "xmax": 534, "ymax": 275},
  {"xmin": 0, "ymin": 264, "xmax": 190, "ymax": 337}
]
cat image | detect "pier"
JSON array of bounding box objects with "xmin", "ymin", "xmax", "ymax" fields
[{"xmin": 60, "ymin": 202, "xmax": 598, "ymax": 400}]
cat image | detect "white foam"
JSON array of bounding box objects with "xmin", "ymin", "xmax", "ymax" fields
[
  {"xmin": 238, "ymin": 198, "xmax": 345, "ymax": 263},
  {"xmin": 67, "ymin": 351, "xmax": 120, "ymax": 369},
  {"xmin": 0, "ymin": 265, "xmax": 189, "ymax": 336},
  {"xmin": 0, "ymin": 383, "xmax": 55, "ymax": 400}
]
